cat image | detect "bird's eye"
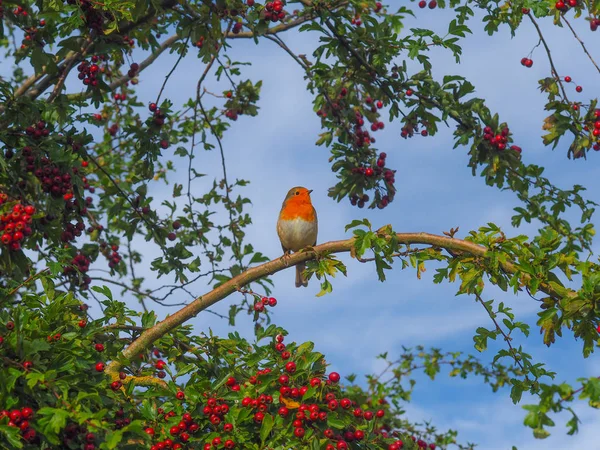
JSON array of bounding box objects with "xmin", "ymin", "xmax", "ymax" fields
[{"xmin": 295, "ymin": 191, "xmax": 299, "ymax": 195}]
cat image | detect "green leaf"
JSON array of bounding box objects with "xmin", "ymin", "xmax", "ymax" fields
[
  {"xmin": 259, "ymin": 412, "xmax": 274, "ymax": 443},
  {"xmin": 0, "ymin": 425, "xmax": 23, "ymax": 448}
]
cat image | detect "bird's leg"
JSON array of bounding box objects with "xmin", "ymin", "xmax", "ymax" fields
[{"xmin": 280, "ymin": 248, "xmax": 292, "ymax": 267}]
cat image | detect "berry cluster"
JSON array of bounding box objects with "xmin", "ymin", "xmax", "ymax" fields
[
  {"xmin": 253, "ymin": 296, "xmax": 277, "ymax": 313},
  {"xmin": 127, "ymin": 62, "xmax": 139, "ymax": 78},
  {"xmin": 63, "ymin": 252, "xmax": 92, "ymax": 289},
  {"xmin": 77, "ymin": 58, "xmax": 103, "ymax": 87},
  {"xmin": 562, "ymin": 75, "xmax": 583, "ymax": 93},
  {"xmin": 34, "ymin": 161, "xmax": 74, "ymax": 201},
  {"xmin": 114, "ymin": 408, "xmax": 132, "ymax": 430},
  {"xmin": 62, "ymin": 422, "xmax": 98, "ymax": 450},
  {"xmin": 25, "ymin": 121, "xmax": 50, "ymax": 140},
  {"xmin": 418, "ymin": 0, "xmax": 437, "ymax": 8},
  {"xmin": 520, "ymin": 57, "xmax": 533, "ymax": 68},
  {"xmin": 149, "ymin": 103, "xmax": 166, "ymax": 127},
  {"xmin": 12, "ymin": 4, "xmax": 27, "ymax": 16},
  {"xmin": 100, "ymin": 242, "xmax": 122, "ymax": 269},
  {"xmin": 0, "ymin": 199, "xmax": 34, "ymax": 251},
  {"xmin": 263, "ymin": 0, "xmax": 286, "ymax": 22},
  {"xmin": 400, "ymin": 121, "xmax": 428, "ymax": 138},
  {"xmin": 482, "ymin": 126, "xmax": 521, "ymax": 154},
  {"xmin": 20, "ymin": 24, "xmax": 42, "ymax": 51},
  {"xmin": 0, "ymin": 407, "xmax": 37, "ymax": 444},
  {"xmin": 61, "ymin": 220, "xmax": 87, "ymax": 243},
  {"xmin": 555, "ymin": 0, "xmax": 578, "ymax": 11}
]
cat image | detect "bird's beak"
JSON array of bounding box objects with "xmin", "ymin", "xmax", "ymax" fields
[{"xmin": 308, "ymin": 189, "xmax": 313, "ymax": 194}]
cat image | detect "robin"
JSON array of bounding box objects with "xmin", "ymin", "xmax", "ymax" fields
[{"xmin": 277, "ymin": 186, "xmax": 318, "ymax": 288}]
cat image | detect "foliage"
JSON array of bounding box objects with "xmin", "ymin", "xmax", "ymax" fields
[{"xmin": 0, "ymin": 0, "xmax": 599, "ymax": 448}]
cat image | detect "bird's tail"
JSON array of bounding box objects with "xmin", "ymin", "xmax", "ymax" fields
[{"xmin": 295, "ymin": 263, "xmax": 308, "ymax": 288}]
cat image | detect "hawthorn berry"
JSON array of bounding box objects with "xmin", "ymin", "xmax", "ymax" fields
[
  {"xmin": 95, "ymin": 343, "xmax": 105, "ymax": 352},
  {"xmin": 294, "ymin": 427, "xmax": 305, "ymax": 438},
  {"xmin": 285, "ymin": 361, "xmax": 296, "ymax": 373},
  {"xmin": 328, "ymin": 372, "xmax": 340, "ymax": 383},
  {"xmin": 176, "ymin": 391, "xmax": 185, "ymax": 400},
  {"xmin": 95, "ymin": 362, "xmax": 105, "ymax": 372}
]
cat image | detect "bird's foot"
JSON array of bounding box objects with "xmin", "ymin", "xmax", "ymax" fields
[{"xmin": 280, "ymin": 251, "xmax": 292, "ymax": 267}]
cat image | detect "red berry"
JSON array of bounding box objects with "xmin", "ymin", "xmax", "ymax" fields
[
  {"xmin": 95, "ymin": 343, "xmax": 105, "ymax": 352},
  {"xmin": 78, "ymin": 320, "xmax": 87, "ymax": 328},
  {"xmin": 576, "ymin": 85, "xmax": 583, "ymax": 92},
  {"xmin": 285, "ymin": 361, "xmax": 296, "ymax": 373},
  {"xmin": 176, "ymin": 391, "xmax": 185, "ymax": 400},
  {"xmin": 95, "ymin": 362, "xmax": 105, "ymax": 372},
  {"xmin": 564, "ymin": 76, "xmax": 572, "ymax": 82},
  {"xmin": 328, "ymin": 372, "xmax": 340, "ymax": 383},
  {"xmin": 170, "ymin": 426, "xmax": 180, "ymax": 436},
  {"xmin": 294, "ymin": 427, "xmax": 305, "ymax": 438}
]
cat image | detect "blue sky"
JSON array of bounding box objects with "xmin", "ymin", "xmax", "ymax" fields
[{"xmin": 2, "ymin": 5, "xmax": 600, "ymax": 449}]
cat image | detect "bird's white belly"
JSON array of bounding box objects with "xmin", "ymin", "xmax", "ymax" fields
[{"xmin": 278, "ymin": 218, "xmax": 318, "ymax": 252}]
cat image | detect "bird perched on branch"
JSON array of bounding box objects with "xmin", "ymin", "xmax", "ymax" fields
[{"xmin": 277, "ymin": 186, "xmax": 318, "ymax": 288}]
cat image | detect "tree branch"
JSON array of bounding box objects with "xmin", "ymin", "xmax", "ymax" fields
[{"xmin": 106, "ymin": 230, "xmax": 572, "ymax": 378}]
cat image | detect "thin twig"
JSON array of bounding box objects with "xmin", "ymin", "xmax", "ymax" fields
[
  {"xmin": 474, "ymin": 293, "xmax": 527, "ymax": 376},
  {"xmin": 526, "ymin": 12, "xmax": 570, "ymax": 102},
  {"xmin": 155, "ymin": 33, "xmax": 192, "ymax": 106},
  {"xmin": 562, "ymin": 16, "xmax": 600, "ymax": 75}
]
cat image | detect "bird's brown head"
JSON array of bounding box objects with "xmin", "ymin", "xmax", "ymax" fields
[{"xmin": 282, "ymin": 186, "xmax": 313, "ymax": 207}]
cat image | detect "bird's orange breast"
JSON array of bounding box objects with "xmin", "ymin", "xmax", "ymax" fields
[{"xmin": 279, "ymin": 200, "xmax": 316, "ymax": 222}]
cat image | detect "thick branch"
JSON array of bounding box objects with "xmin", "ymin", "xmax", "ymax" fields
[{"xmin": 106, "ymin": 231, "xmax": 570, "ymax": 378}]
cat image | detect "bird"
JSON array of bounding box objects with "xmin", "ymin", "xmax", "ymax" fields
[{"xmin": 277, "ymin": 186, "xmax": 318, "ymax": 288}]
